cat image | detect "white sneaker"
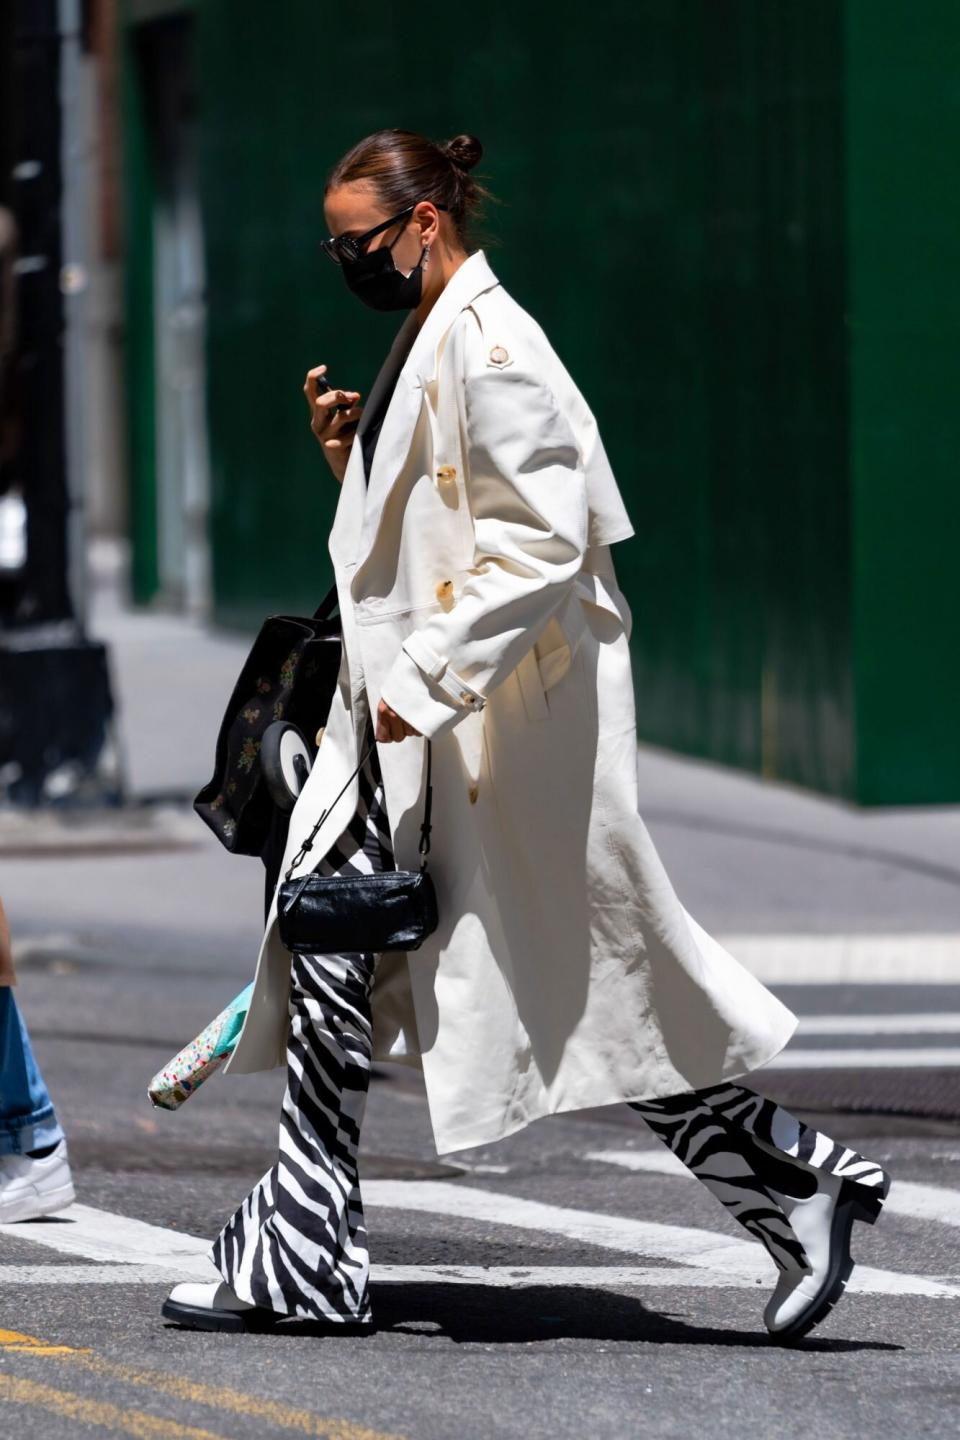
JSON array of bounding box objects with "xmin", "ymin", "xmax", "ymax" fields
[
  {"xmin": 0, "ymin": 1139, "xmax": 76, "ymax": 1224},
  {"xmin": 763, "ymin": 1166, "xmax": 890, "ymax": 1340}
]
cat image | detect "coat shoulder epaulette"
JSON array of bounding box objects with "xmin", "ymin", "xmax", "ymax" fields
[{"xmin": 464, "ymin": 288, "xmax": 528, "ymax": 370}]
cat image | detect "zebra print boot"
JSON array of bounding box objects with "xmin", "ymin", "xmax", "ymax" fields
[
  {"xmin": 692, "ymin": 1081, "xmax": 892, "ymax": 1337},
  {"xmin": 760, "ymin": 1162, "xmax": 891, "ymax": 1340},
  {"xmin": 627, "ymin": 1091, "xmax": 814, "ymax": 1274},
  {"xmin": 629, "ymin": 1083, "xmax": 891, "ymax": 1338}
]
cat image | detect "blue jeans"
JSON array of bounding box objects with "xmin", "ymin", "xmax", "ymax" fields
[{"xmin": 0, "ymin": 988, "xmax": 63, "ymax": 1156}]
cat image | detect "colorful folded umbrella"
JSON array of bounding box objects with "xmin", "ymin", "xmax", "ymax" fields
[{"xmin": 148, "ymin": 983, "xmax": 254, "ymax": 1111}]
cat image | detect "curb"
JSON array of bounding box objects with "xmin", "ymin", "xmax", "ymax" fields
[{"xmin": 0, "ymin": 805, "xmax": 204, "ymax": 857}]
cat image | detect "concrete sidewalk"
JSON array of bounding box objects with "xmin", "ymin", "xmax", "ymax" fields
[{"xmin": 38, "ymin": 541, "xmax": 960, "ymax": 983}]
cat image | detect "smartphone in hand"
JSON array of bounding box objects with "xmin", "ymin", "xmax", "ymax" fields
[{"xmin": 315, "ymin": 374, "xmax": 347, "ymax": 415}]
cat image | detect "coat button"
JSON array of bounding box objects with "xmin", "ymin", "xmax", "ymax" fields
[
  {"xmin": 461, "ymin": 691, "xmax": 476, "ymax": 705},
  {"xmin": 436, "ymin": 464, "xmax": 457, "ymax": 483},
  {"xmin": 435, "ymin": 579, "xmax": 454, "ymax": 604},
  {"xmin": 468, "ymin": 784, "xmax": 479, "ymax": 804}
]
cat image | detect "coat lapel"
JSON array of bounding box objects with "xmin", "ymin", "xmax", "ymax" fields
[
  {"xmin": 353, "ymin": 309, "xmax": 421, "ymax": 453},
  {"xmin": 328, "ymin": 309, "xmax": 419, "ymax": 568},
  {"xmin": 350, "ymin": 249, "xmax": 501, "ymax": 583}
]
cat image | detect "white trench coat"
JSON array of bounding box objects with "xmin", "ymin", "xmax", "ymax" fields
[{"xmin": 225, "ymin": 249, "xmax": 798, "ymax": 1154}]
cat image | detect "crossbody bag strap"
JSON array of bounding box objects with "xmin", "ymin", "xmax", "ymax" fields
[
  {"xmin": 311, "ymin": 581, "xmax": 339, "ymax": 621},
  {"xmin": 281, "ymin": 735, "xmax": 433, "ymax": 907},
  {"xmin": 417, "ymin": 736, "xmax": 433, "ymax": 868}
]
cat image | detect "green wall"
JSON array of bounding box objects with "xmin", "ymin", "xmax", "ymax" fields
[
  {"xmin": 121, "ymin": 0, "xmax": 960, "ymax": 803},
  {"xmin": 845, "ymin": 2, "xmax": 960, "ymax": 804},
  {"xmin": 120, "ymin": 15, "xmax": 159, "ymax": 605}
]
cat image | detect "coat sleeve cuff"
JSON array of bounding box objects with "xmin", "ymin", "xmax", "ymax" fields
[
  {"xmin": 378, "ymin": 647, "xmax": 464, "ymax": 740},
  {"xmin": 379, "ymin": 646, "xmax": 480, "ymax": 740}
]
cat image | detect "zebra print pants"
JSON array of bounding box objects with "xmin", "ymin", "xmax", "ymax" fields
[
  {"xmin": 209, "ymin": 709, "xmax": 393, "ymax": 1324},
  {"xmin": 209, "ymin": 712, "xmax": 887, "ymax": 1318}
]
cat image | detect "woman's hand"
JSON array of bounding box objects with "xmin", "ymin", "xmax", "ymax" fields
[
  {"xmin": 375, "ymin": 699, "xmax": 422, "ymax": 743},
  {"xmin": 304, "ymin": 364, "xmax": 363, "ymax": 485}
]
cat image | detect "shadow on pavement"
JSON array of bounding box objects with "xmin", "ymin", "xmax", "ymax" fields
[{"xmin": 193, "ymin": 1284, "xmax": 904, "ymax": 1350}]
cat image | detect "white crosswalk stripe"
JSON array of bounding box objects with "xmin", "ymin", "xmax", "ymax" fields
[
  {"xmin": 797, "ymin": 1014, "xmax": 960, "ymax": 1035},
  {"xmin": 722, "ymin": 934, "xmax": 960, "ymax": 984},
  {"xmin": 1, "ymin": 1183, "xmax": 958, "ymax": 1299},
  {"xmin": 765, "ymin": 1046, "xmax": 960, "ymax": 1069},
  {"xmin": 366, "ymin": 1182, "xmax": 960, "ymax": 1297},
  {"xmin": 1, "ymin": 1262, "xmax": 953, "ymax": 1296},
  {"xmin": 0, "ymin": 1202, "xmax": 212, "ymax": 1272},
  {"xmin": 753, "ymin": 1007, "xmax": 960, "ymax": 1068}
]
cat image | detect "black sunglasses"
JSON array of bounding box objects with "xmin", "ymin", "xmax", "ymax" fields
[{"xmin": 321, "ymin": 202, "xmax": 449, "ymax": 266}]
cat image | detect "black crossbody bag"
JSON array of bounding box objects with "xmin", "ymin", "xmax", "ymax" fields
[{"xmin": 276, "ymin": 735, "xmax": 439, "ymax": 955}]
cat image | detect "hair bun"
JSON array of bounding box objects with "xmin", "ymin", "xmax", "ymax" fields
[{"xmin": 444, "ymin": 134, "xmax": 483, "ymax": 172}]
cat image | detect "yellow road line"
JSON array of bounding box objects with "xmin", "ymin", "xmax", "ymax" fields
[
  {"xmin": 0, "ymin": 1374, "xmax": 231, "ymax": 1440},
  {"xmin": 0, "ymin": 1326, "xmax": 76, "ymax": 1354},
  {"xmin": 0, "ymin": 1329, "xmax": 405, "ymax": 1440}
]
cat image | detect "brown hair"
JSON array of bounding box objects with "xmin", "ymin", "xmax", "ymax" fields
[{"xmin": 325, "ymin": 129, "xmax": 496, "ymax": 251}]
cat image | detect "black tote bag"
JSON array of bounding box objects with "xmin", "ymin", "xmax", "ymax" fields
[{"xmin": 193, "ymin": 582, "xmax": 341, "ymax": 857}]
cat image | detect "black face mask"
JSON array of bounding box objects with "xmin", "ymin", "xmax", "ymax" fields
[{"xmin": 341, "ymin": 241, "xmax": 429, "ymax": 311}]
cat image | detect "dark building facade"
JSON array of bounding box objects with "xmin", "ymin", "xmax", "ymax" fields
[{"xmin": 119, "ymin": 0, "xmax": 960, "ymax": 804}]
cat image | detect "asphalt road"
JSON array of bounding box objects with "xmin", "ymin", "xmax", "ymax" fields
[{"xmin": 1, "ymin": 824, "xmax": 959, "ymax": 1439}]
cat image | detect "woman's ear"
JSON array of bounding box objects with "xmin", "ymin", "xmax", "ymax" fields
[{"xmin": 414, "ymin": 200, "xmax": 442, "ymax": 247}]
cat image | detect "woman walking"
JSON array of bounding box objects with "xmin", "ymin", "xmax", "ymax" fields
[{"xmin": 163, "ymin": 129, "xmax": 890, "ymax": 1342}]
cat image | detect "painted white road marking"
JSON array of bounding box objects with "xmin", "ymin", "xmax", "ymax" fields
[
  {"xmin": 587, "ymin": 1149, "xmax": 960, "ymax": 1229},
  {"xmin": 762, "ymin": 1047, "xmax": 960, "ymax": 1069},
  {"xmin": 586, "ymin": 1148, "xmax": 716, "ymax": 1179},
  {"xmin": 1, "ymin": 1191, "xmax": 753, "ymax": 1280},
  {"xmin": 719, "ymin": 933, "xmax": 960, "ymax": 984},
  {"xmin": 373, "ymin": 1265, "xmax": 959, "ymax": 1296},
  {"xmin": 0, "ymin": 1203, "xmax": 214, "ymax": 1277},
  {"xmin": 1, "ymin": 1187, "xmax": 958, "ymax": 1300},
  {"xmin": 368, "ymin": 1181, "xmax": 764, "ymax": 1276},
  {"xmin": 798, "ymin": 1014, "xmax": 960, "ymax": 1035},
  {"xmin": 361, "ymin": 1181, "xmax": 960, "ymax": 1298},
  {"xmin": 0, "ymin": 1263, "xmax": 957, "ymax": 1297},
  {"xmin": 0, "ymin": 1265, "xmax": 216, "ymax": 1285}
]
